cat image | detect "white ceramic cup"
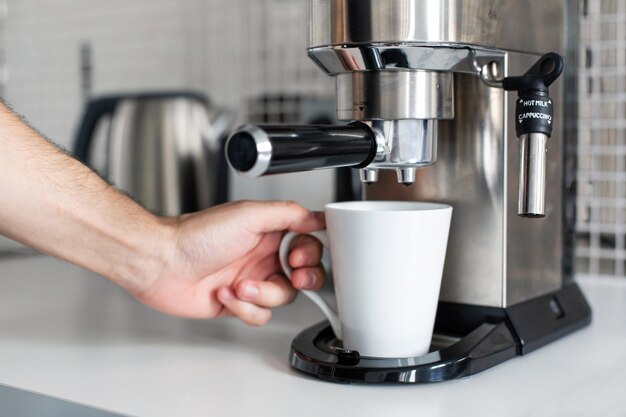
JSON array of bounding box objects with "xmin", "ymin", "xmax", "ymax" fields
[{"xmin": 279, "ymin": 201, "xmax": 452, "ymax": 359}]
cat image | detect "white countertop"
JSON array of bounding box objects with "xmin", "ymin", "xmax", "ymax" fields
[{"xmin": 0, "ymin": 253, "xmax": 624, "ymax": 417}]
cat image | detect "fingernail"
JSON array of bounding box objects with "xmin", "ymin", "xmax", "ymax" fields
[
  {"xmin": 296, "ymin": 253, "xmax": 309, "ymax": 267},
  {"xmin": 240, "ymin": 282, "xmax": 259, "ymax": 300},
  {"xmin": 303, "ymin": 271, "xmax": 317, "ymax": 289}
]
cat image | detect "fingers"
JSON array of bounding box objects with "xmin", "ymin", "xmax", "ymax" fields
[
  {"xmin": 217, "ymin": 287, "xmax": 272, "ymax": 326},
  {"xmin": 218, "ymin": 267, "xmax": 325, "ymax": 326},
  {"xmin": 289, "ymin": 234, "xmax": 323, "ymax": 268},
  {"xmin": 234, "ymin": 274, "xmax": 297, "ymax": 308},
  {"xmin": 290, "ymin": 266, "xmax": 326, "ymax": 291},
  {"xmin": 286, "ymin": 234, "xmax": 325, "ymax": 289},
  {"xmin": 236, "ymin": 200, "xmax": 325, "ymax": 234}
]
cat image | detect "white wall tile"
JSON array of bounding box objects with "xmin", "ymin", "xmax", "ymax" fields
[{"xmin": 2, "ymin": 0, "xmax": 335, "ymax": 209}]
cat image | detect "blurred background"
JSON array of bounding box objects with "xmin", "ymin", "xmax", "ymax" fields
[
  {"xmin": 0, "ymin": 0, "xmax": 623, "ymax": 280},
  {"xmin": 576, "ymin": 0, "xmax": 626, "ymax": 278},
  {"xmin": 0, "ymin": 0, "xmax": 338, "ymax": 210}
]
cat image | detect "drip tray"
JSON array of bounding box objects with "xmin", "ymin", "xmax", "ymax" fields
[
  {"xmin": 289, "ymin": 320, "xmax": 518, "ymax": 384},
  {"xmin": 289, "ymin": 283, "xmax": 591, "ymax": 384}
]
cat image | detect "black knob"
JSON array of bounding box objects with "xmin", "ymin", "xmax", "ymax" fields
[{"xmin": 502, "ymin": 53, "xmax": 564, "ymax": 93}]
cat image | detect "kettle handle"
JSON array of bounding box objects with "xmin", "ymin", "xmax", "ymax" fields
[{"xmin": 73, "ymin": 97, "xmax": 121, "ymax": 162}]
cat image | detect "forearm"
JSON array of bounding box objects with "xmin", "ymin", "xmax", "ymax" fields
[{"xmin": 0, "ymin": 102, "xmax": 172, "ymax": 290}]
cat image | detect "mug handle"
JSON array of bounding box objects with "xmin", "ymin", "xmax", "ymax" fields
[{"xmin": 279, "ymin": 231, "xmax": 342, "ymax": 340}]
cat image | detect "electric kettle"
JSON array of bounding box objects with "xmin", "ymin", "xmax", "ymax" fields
[{"xmin": 74, "ymin": 92, "xmax": 234, "ymax": 216}]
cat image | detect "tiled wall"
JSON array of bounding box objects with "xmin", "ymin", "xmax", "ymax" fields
[
  {"xmin": 576, "ymin": 0, "xmax": 626, "ymax": 278},
  {"xmin": 4, "ymin": 0, "xmax": 334, "ymax": 144},
  {"xmin": 0, "ymin": 1, "xmax": 6, "ymax": 97},
  {"xmin": 2, "ymin": 0, "xmax": 336, "ymax": 209}
]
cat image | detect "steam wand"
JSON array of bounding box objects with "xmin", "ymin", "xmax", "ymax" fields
[{"xmin": 502, "ymin": 53, "xmax": 564, "ymax": 217}]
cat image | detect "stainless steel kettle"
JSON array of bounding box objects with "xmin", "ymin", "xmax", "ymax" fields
[{"xmin": 74, "ymin": 92, "xmax": 233, "ymax": 216}]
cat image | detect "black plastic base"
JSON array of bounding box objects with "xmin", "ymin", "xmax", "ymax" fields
[{"xmin": 289, "ymin": 282, "xmax": 591, "ymax": 384}]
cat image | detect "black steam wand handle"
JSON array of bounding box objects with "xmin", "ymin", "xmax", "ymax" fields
[
  {"xmin": 225, "ymin": 122, "xmax": 377, "ymax": 177},
  {"xmin": 502, "ymin": 52, "xmax": 564, "ymax": 138}
]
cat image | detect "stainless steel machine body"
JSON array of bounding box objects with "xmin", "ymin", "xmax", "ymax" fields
[
  {"xmin": 228, "ymin": 0, "xmax": 565, "ymax": 307},
  {"xmin": 314, "ymin": 0, "xmax": 566, "ymax": 308},
  {"xmin": 225, "ymin": 0, "xmax": 590, "ymax": 384}
]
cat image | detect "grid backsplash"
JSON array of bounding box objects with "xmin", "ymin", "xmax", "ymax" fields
[
  {"xmin": 2, "ymin": 0, "xmax": 624, "ymax": 278},
  {"xmin": 3, "ymin": 0, "xmax": 336, "ymax": 209},
  {"xmin": 576, "ymin": 0, "xmax": 626, "ymax": 278},
  {"xmin": 3, "ymin": 0, "xmax": 333, "ymax": 148}
]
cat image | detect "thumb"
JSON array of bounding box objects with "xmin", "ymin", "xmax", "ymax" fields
[{"xmin": 237, "ymin": 200, "xmax": 325, "ymax": 234}]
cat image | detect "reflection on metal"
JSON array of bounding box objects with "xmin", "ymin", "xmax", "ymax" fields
[
  {"xmin": 359, "ymin": 168, "xmax": 379, "ymax": 184},
  {"xmin": 518, "ymin": 133, "xmax": 549, "ymax": 217},
  {"xmin": 227, "ymin": 0, "xmax": 566, "ymax": 306},
  {"xmin": 75, "ymin": 94, "xmax": 234, "ymax": 216},
  {"xmin": 366, "ymin": 65, "xmax": 563, "ymax": 308},
  {"xmin": 309, "ymin": 45, "xmax": 504, "ymax": 76},
  {"xmin": 368, "ymin": 119, "xmax": 438, "ymax": 169},
  {"xmin": 336, "ymin": 70, "xmax": 454, "ymax": 121},
  {"xmin": 310, "ymin": 0, "xmax": 563, "ymax": 52},
  {"xmin": 313, "ymin": 0, "xmax": 564, "ymax": 307}
]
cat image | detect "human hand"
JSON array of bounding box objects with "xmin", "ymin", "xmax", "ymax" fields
[
  {"xmin": 0, "ymin": 101, "xmax": 324, "ymax": 327},
  {"xmin": 130, "ymin": 201, "xmax": 326, "ymax": 325}
]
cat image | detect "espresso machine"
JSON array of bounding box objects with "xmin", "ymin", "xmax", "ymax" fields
[{"xmin": 226, "ymin": 0, "xmax": 591, "ymax": 384}]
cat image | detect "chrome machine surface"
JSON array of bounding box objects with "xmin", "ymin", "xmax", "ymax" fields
[
  {"xmin": 225, "ymin": 0, "xmax": 591, "ymax": 384},
  {"xmin": 309, "ymin": 0, "xmax": 563, "ymax": 307},
  {"xmin": 227, "ymin": 0, "xmax": 566, "ymax": 308}
]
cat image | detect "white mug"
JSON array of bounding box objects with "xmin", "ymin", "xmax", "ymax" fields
[{"xmin": 279, "ymin": 201, "xmax": 452, "ymax": 358}]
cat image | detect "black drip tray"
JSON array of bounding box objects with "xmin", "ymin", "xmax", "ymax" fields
[
  {"xmin": 289, "ymin": 320, "xmax": 518, "ymax": 384},
  {"xmin": 289, "ymin": 283, "xmax": 592, "ymax": 384}
]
